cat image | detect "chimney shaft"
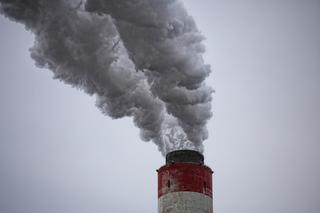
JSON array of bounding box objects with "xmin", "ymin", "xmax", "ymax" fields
[{"xmin": 157, "ymin": 150, "xmax": 213, "ymax": 213}]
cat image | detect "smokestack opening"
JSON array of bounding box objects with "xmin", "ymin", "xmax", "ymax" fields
[{"xmin": 165, "ymin": 150, "xmax": 204, "ymax": 165}]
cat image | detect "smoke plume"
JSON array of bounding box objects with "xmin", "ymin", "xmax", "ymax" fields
[{"xmin": 0, "ymin": 0, "xmax": 212, "ymax": 155}]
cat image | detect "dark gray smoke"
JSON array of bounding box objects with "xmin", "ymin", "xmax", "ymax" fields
[{"xmin": 0, "ymin": 0, "xmax": 212, "ymax": 155}]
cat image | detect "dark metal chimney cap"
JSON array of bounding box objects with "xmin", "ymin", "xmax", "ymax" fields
[{"xmin": 166, "ymin": 150, "xmax": 204, "ymax": 165}]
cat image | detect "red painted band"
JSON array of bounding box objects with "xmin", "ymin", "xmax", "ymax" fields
[{"xmin": 158, "ymin": 163, "xmax": 213, "ymax": 198}]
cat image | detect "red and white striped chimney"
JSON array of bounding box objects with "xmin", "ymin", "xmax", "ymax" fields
[{"xmin": 157, "ymin": 150, "xmax": 213, "ymax": 213}]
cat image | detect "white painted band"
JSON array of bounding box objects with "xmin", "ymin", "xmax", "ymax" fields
[{"xmin": 158, "ymin": 191, "xmax": 213, "ymax": 213}]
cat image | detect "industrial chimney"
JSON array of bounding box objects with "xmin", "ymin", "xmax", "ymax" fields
[{"xmin": 157, "ymin": 150, "xmax": 213, "ymax": 213}]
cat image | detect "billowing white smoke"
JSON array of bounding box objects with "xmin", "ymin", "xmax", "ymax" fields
[{"xmin": 0, "ymin": 0, "xmax": 212, "ymax": 155}]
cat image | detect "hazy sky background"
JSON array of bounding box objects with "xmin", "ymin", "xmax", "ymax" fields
[{"xmin": 1, "ymin": 0, "xmax": 320, "ymax": 213}]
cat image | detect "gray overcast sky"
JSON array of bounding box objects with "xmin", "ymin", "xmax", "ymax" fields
[{"xmin": 1, "ymin": 0, "xmax": 320, "ymax": 213}]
